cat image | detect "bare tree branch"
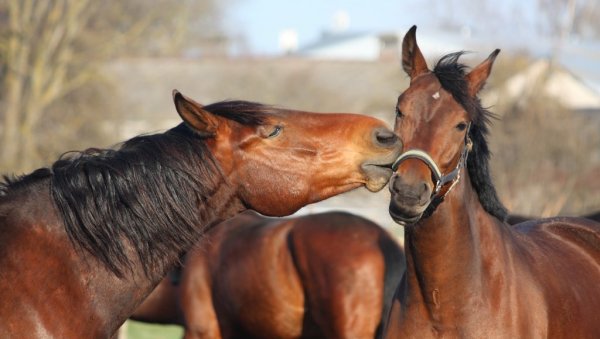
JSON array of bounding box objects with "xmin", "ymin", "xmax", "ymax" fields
[{"xmin": 1, "ymin": 0, "xmax": 233, "ymax": 172}]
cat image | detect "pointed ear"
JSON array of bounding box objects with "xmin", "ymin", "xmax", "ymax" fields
[
  {"xmin": 465, "ymin": 49, "xmax": 500, "ymax": 97},
  {"xmin": 402, "ymin": 25, "xmax": 429, "ymax": 79},
  {"xmin": 172, "ymin": 90, "xmax": 219, "ymax": 137}
]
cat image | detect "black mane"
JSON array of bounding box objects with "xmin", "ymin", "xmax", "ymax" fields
[
  {"xmin": 433, "ymin": 52, "xmax": 508, "ymax": 222},
  {"xmin": 203, "ymin": 100, "xmax": 278, "ymax": 126},
  {"xmin": 1, "ymin": 100, "xmax": 273, "ymax": 277}
]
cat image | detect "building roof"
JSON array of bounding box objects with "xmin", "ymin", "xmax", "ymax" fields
[
  {"xmin": 485, "ymin": 59, "xmax": 600, "ymax": 111},
  {"xmin": 293, "ymin": 27, "xmax": 600, "ymax": 109},
  {"xmin": 298, "ymin": 31, "xmax": 371, "ymax": 53}
]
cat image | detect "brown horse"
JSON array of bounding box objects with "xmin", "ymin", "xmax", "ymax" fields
[
  {"xmin": 507, "ymin": 210, "xmax": 600, "ymax": 224},
  {"xmin": 131, "ymin": 211, "xmax": 406, "ymax": 339},
  {"xmin": 0, "ymin": 90, "xmax": 402, "ymax": 338},
  {"xmin": 384, "ymin": 26, "xmax": 600, "ymax": 338}
]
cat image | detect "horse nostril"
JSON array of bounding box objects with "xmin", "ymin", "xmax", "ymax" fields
[
  {"xmin": 390, "ymin": 176, "xmax": 401, "ymax": 194},
  {"xmin": 374, "ymin": 128, "xmax": 399, "ymax": 147},
  {"xmin": 419, "ymin": 182, "xmax": 431, "ymax": 203}
]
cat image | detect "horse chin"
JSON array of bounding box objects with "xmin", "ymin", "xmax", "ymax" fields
[
  {"xmin": 388, "ymin": 201, "xmax": 424, "ymax": 226},
  {"xmin": 362, "ymin": 164, "xmax": 393, "ymax": 192},
  {"xmin": 254, "ymin": 206, "xmax": 301, "ymax": 217},
  {"xmin": 243, "ymin": 195, "xmax": 304, "ymax": 217}
]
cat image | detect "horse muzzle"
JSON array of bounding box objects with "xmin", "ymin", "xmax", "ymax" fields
[
  {"xmin": 361, "ymin": 144, "xmax": 403, "ymax": 192},
  {"xmin": 388, "ymin": 173, "xmax": 433, "ymax": 225}
]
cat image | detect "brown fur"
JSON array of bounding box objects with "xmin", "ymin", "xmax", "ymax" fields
[
  {"xmin": 0, "ymin": 91, "xmax": 401, "ymax": 338},
  {"xmin": 132, "ymin": 211, "xmax": 406, "ymax": 339},
  {"xmin": 384, "ymin": 26, "xmax": 600, "ymax": 338}
]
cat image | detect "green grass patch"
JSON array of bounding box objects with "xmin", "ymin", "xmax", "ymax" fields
[{"xmin": 124, "ymin": 320, "xmax": 184, "ymax": 339}]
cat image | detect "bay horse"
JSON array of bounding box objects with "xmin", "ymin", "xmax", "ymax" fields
[
  {"xmin": 131, "ymin": 211, "xmax": 405, "ymax": 339},
  {"xmin": 507, "ymin": 210, "xmax": 600, "ymax": 225},
  {"xmin": 384, "ymin": 26, "xmax": 600, "ymax": 338},
  {"xmin": 0, "ymin": 90, "xmax": 402, "ymax": 338}
]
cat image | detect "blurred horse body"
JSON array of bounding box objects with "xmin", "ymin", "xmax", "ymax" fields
[{"xmin": 132, "ymin": 211, "xmax": 405, "ymax": 339}]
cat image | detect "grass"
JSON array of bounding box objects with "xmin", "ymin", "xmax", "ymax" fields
[{"xmin": 122, "ymin": 320, "xmax": 184, "ymax": 339}]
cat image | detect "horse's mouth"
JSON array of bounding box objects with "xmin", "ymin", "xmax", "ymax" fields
[
  {"xmin": 361, "ymin": 145, "xmax": 402, "ymax": 192},
  {"xmin": 388, "ymin": 200, "xmax": 423, "ymax": 226},
  {"xmin": 361, "ymin": 164, "xmax": 393, "ymax": 192}
]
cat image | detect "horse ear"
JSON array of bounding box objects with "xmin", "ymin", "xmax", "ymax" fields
[
  {"xmin": 402, "ymin": 25, "xmax": 429, "ymax": 79},
  {"xmin": 465, "ymin": 49, "xmax": 500, "ymax": 97},
  {"xmin": 172, "ymin": 90, "xmax": 219, "ymax": 136}
]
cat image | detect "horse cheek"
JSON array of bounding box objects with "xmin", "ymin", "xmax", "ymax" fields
[{"xmin": 241, "ymin": 169, "xmax": 309, "ymax": 216}]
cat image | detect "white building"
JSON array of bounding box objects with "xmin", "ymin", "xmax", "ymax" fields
[
  {"xmin": 485, "ymin": 59, "xmax": 600, "ymax": 113},
  {"xmin": 294, "ymin": 27, "xmax": 600, "ymax": 115},
  {"xmin": 295, "ymin": 31, "xmax": 400, "ymax": 61}
]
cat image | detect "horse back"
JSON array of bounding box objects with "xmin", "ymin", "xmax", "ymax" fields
[
  {"xmin": 514, "ymin": 217, "xmax": 600, "ymax": 337},
  {"xmin": 516, "ymin": 216, "xmax": 600, "ymax": 262}
]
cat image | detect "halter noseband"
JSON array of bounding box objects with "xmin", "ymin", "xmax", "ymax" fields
[{"xmin": 391, "ymin": 123, "xmax": 472, "ymax": 201}]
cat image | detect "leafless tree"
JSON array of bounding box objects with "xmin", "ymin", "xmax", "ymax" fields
[
  {"xmin": 538, "ymin": 0, "xmax": 600, "ymax": 39},
  {"xmin": 0, "ymin": 0, "xmax": 232, "ymax": 173}
]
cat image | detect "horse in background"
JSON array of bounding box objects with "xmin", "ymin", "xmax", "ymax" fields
[
  {"xmin": 0, "ymin": 90, "xmax": 402, "ymax": 338},
  {"xmin": 131, "ymin": 211, "xmax": 405, "ymax": 339},
  {"xmin": 385, "ymin": 25, "xmax": 600, "ymax": 338}
]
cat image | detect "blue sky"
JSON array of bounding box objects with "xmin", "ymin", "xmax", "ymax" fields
[
  {"xmin": 222, "ymin": 1, "xmax": 600, "ymax": 100},
  {"xmin": 227, "ymin": 0, "xmax": 539, "ymax": 55}
]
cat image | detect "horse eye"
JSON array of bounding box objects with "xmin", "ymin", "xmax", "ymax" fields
[
  {"xmin": 456, "ymin": 122, "xmax": 468, "ymax": 131},
  {"xmin": 267, "ymin": 125, "xmax": 282, "ymax": 138},
  {"xmin": 396, "ymin": 108, "xmax": 403, "ymax": 118}
]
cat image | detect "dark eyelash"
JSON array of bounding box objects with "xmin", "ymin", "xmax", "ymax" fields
[{"xmin": 268, "ymin": 125, "xmax": 282, "ymax": 138}]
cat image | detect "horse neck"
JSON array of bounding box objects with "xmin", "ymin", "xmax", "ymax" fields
[
  {"xmin": 402, "ymin": 169, "xmax": 510, "ymax": 323},
  {"xmin": 88, "ymin": 178, "xmax": 245, "ymax": 336}
]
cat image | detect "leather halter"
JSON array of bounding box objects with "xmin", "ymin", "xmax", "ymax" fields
[{"xmin": 392, "ymin": 123, "xmax": 472, "ymax": 201}]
